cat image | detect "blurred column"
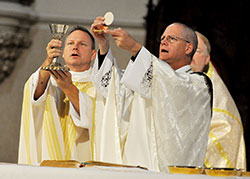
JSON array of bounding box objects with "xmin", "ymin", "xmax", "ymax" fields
[{"xmin": 0, "ymin": 0, "xmax": 37, "ymax": 83}]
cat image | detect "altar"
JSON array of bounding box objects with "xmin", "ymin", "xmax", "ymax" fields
[{"xmin": 0, "ymin": 163, "xmax": 248, "ymax": 179}]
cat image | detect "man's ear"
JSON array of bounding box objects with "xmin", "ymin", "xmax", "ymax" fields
[
  {"xmin": 185, "ymin": 43, "xmax": 193, "ymax": 55},
  {"xmin": 205, "ymin": 55, "xmax": 210, "ymax": 65},
  {"xmin": 91, "ymin": 49, "xmax": 97, "ymax": 61}
]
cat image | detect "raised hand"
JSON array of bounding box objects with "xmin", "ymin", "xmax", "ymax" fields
[
  {"xmin": 48, "ymin": 70, "xmax": 73, "ymax": 91},
  {"xmin": 49, "ymin": 70, "xmax": 80, "ymax": 113},
  {"xmin": 91, "ymin": 16, "xmax": 110, "ymax": 54},
  {"xmin": 106, "ymin": 28, "xmax": 142, "ymax": 56},
  {"xmin": 46, "ymin": 39, "xmax": 62, "ymax": 63}
]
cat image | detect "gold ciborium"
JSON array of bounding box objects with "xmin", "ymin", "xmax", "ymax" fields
[{"xmin": 42, "ymin": 24, "xmax": 69, "ymax": 71}]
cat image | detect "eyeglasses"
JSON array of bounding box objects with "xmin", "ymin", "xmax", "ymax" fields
[{"xmin": 160, "ymin": 35, "xmax": 190, "ymax": 44}]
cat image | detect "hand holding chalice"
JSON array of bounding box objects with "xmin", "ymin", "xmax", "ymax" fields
[{"xmin": 42, "ymin": 24, "xmax": 70, "ymax": 71}]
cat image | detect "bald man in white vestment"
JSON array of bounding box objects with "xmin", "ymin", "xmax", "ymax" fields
[
  {"xmin": 90, "ymin": 19, "xmax": 213, "ymax": 173},
  {"xmin": 18, "ymin": 26, "xmax": 98, "ymax": 165},
  {"xmin": 191, "ymin": 31, "xmax": 246, "ymax": 170}
]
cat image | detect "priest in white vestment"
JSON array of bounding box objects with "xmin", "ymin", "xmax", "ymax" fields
[
  {"xmin": 90, "ymin": 19, "xmax": 212, "ymax": 172},
  {"xmin": 191, "ymin": 31, "xmax": 246, "ymax": 170},
  {"xmin": 18, "ymin": 26, "xmax": 98, "ymax": 165}
]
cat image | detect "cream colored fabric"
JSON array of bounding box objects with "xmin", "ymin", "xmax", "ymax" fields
[
  {"xmin": 204, "ymin": 62, "xmax": 246, "ymax": 170},
  {"xmin": 121, "ymin": 47, "xmax": 212, "ymax": 172},
  {"xmin": 89, "ymin": 49, "xmax": 133, "ymax": 163},
  {"xmin": 18, "ymin": 68, "xmax": 95, "ymax": 165},
  {"xmin": 90, "ymin": 47, "xmax": 211, "ymax": 173}
]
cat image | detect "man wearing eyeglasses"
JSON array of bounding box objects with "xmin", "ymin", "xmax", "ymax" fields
[{"xmin": 91, "ymin": 21, "xmax": 212, "ymax": 172}]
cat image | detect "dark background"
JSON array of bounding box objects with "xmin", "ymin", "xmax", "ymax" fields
[{"xmin": 144, "ymin": 0, "xmax": 249, "ymax": 170}]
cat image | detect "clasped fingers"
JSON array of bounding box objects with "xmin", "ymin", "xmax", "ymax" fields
[{"xmin": 46, "ymin": 39, "xmax": 62, "ymax": 59}]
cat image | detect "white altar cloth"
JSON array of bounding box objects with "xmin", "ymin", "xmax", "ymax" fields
[{"xmin": 0, "ymin": 163, "xmax": 247, "ymax": 179}]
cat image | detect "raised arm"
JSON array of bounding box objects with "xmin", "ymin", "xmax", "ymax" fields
[
  {"xmin": 91, "ymin": 16, "xmax": 110, "ymax": 55},
  {"xmin": 34, "ymin": 39, "xmax": 62, "ymax": 100}
]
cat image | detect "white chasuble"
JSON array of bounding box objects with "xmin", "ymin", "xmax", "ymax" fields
[
  {"xmin": 90, "ymin": 49, "xmax": 133, "ymax": 164},
  {"xmin": 204, "ymin": 62, "xmax": 246, "ymax": 170},
  {"xmin": 18, "ymin": 68, "xmax": 95, "ymax": 165},
  {"xmin": 121, "ymin": 47, "xmax": 212, "ymax": 172}
]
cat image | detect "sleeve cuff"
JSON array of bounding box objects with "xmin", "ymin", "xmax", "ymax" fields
[
  {"xmin": 121, "ymin": 46, "xmax": 152, "ymax": 92},
  {"xmin": 70, "ymin": 91, "xmax": 93, "ymax": 129}
]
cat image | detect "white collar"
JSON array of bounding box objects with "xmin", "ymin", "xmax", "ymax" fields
[
  {"xmin": 176, "ymin": 65, "xmax": 191, "ymax": 73},
  {"xmin": 70, "ymin": 67, "xmax": 92, "ymax": 82}
]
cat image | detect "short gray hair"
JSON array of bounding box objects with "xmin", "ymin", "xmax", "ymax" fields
[{"xmin": 173, "ymin": 22, "xmax": 198, "ymax": 59}]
